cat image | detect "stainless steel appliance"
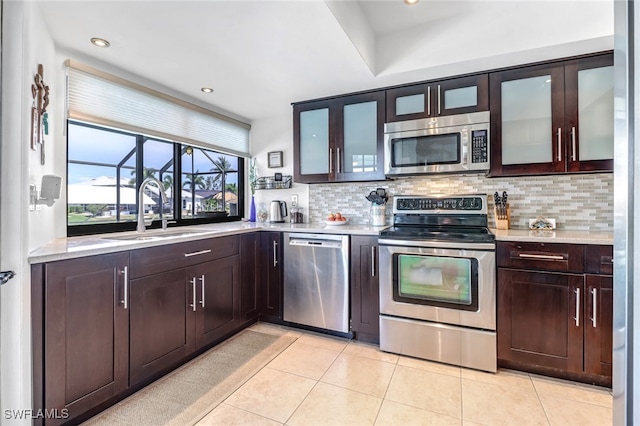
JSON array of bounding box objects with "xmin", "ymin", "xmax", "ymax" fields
[
  {"xmin": 378, "ymin": 194, "xmax": 497, "ymax": 372},
  {"xmin": 283, "ymin": 233, "xmax": 349, "ymax": 333},
  {"xmin": 269, "ymin": 200, "xmax": 288, "ymax": 223},
  {"xmin": 384, "ymin": 111, "xmax": 490, "ymax": 176}
]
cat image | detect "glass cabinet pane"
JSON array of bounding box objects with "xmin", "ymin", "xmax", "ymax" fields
[
  {"xmin": 299, "ymin": 108, "xmax": 329, "ymax": 175},
  {"xmin": 396, "ymin": 94, "xmax": 425, "ymax": 116},
  {"xmin": 343, "ymin": 101, "xmax": 378, "ymax": 174},
  {"xmin": 578, "ymin": 66, "xmax": 614, "ymax": 161},
  {"xmin": 443, "ymin": 86, "xmax": 477, "ymax": 110},
  {"xmin": 501, "ymin": 76, "xmax": 553, "ymax": 165}
]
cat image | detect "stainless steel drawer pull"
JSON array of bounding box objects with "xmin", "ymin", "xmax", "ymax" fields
[
  {"xmin": 199, "ymin": 275, "xmax": 205, "ymax": 308},
  {"xmin": 591, "ymin": 288, "xmax": 597, "ymax": 327},
  {"xmin": 337, "ymin": 148, "xmax": 342, "ymax": 174},
  {"xmin": 517, "ymin": 253, "xmax": 565, "ymax": 261},
  {"xmin": 184, "ymin": 249, "xmax": 212, "ymax": 258},
  {"xmin": 273, "ymin": 241, "xmax": 278, "ymax": 267},
  {"xmin": 371, "ymin": 246, "xmax": 376, "ymax": 277},
  {"xmin": 120, "ymin": 266, "xmax": 129, "ymax": 309},
  {"xmin": 557, "ymin": 128, "xmax": 562, "ymax": 162},
  {"xmin": 574, "ymin": 288, "xmax": 580, "ymax": 327},
  {"xmin": 190, "ymin": 278, "xmax": 197, "ymax": 312},
  {"xmin": 571, "ymin": 126, "xmax": 577, "ymax": 161},
  {"xmin": 329, "ymin": 148, "xmax": 334, "ymax": 173}
]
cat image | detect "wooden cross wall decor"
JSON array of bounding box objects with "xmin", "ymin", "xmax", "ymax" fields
[{"xmin": 31, "ymin": 64, "xmax": 50, "ymax": 165}]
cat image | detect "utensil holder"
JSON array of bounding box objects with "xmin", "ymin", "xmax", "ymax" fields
[{"xmin": 494, "ymin": 204, "xmax": 510, "ymax": 230}]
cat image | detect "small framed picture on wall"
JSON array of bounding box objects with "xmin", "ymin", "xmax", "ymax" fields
[{"xmin": 268, "ymin": 151, "xmax": 283, "ymax": 168}]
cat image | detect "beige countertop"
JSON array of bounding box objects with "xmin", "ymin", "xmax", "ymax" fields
[
  {"xmin": 491, "ymin": 228, "xmax": 613, "ymax": 245},
  {"xmin": 28, "ymin": 221, "xmax": 387, "ymax": 264},
  {"xmin": 29, "ymin": 221, "xmax": 613, "ymax": 264}
]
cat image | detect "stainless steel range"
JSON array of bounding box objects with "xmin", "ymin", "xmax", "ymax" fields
[{"xmin": 378, "ymin": 194, "xmax": 497, "ymax": 372}]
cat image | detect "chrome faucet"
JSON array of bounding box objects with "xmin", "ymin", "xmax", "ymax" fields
[{"xmin": 137, "ymin": 177, "xmax": 169, "ymax": 233}]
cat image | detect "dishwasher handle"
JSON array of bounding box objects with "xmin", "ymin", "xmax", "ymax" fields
[{"xmin": 289, "ymin": 239, "xmax": 343, "ymax": 249}]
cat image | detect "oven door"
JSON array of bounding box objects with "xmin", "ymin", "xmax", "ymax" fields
[{"xmin": 379, "ymin": 243, "xmax": 496, "ymax": 331}]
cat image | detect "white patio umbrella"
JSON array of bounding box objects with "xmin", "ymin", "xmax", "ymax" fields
[{"xmin": 68, "ymin": 184, "xmax": 155, "ymax": 205}]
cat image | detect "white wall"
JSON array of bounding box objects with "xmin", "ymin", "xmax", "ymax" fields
[
  {"xmin": 0, "ymin": 1, "xmax": 61, "ymax": 423},
  {"xmin": 249, "ymin": 112, "xmax": 309, "ymax": 222}
]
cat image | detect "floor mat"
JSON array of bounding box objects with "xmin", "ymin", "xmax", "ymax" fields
[{"xmin": 83, "ymin": 329, "xmax": 297, "ymax": 426}]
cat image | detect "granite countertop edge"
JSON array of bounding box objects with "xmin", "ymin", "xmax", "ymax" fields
[{"xmin": 28, "ymin": 222, "xmax": 613, "ymax": 264}]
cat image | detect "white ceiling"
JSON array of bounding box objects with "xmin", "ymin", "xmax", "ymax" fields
[{"xmin": 35, "ymin": 0, "xmax": 613, "ymax": 124}]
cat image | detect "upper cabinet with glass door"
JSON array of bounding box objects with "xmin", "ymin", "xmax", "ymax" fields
[
  {"xmin": 293, "ymin": 91, "xmax": 385, "ymax": 183},
  {"xmin": 385, "ymin": 74, "xmax": 489, "ymax": 122},
  {"xmin": 489, "ymin": 52, "xmax": 613, "ymax": 176}
]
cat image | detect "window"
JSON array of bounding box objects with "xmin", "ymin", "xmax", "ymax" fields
[{"xmin": 67, "ymin": 121, "xmax": 244, "ymax": 236}]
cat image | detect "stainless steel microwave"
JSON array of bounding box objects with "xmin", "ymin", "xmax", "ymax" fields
[{"xmin": 384, "ymin": 111, "xmax": 490, "ymax": 177}]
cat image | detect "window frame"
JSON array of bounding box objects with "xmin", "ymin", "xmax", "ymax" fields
[{"xmin": 67, "ymin": 120, "xmax": 245, "ymax": 237}]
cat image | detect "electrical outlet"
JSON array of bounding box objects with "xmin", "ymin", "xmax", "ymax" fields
[{"xmin": 291, "ymin": 194, "xmax": 298, "ymax": 207}]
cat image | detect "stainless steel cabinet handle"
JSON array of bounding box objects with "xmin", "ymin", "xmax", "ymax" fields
[
  {"xmin": 517, "ymin": 253, "xmax": 565, "ymax": 261},
  {"xmin": 120, "ymin": 266, "xmax": 128, "ymax": 309},
  {"xmin": 591, "ymin": 288, "xmax": 597, "ymax": 327},
  {"xmin": 199, "ymin": 274, "xmax": 205, "ymax": 308},
  {"xmin": 437, "ymin": 85, "xmax": 442, "ymax": 115},
  {"xmin": 427, "ymin": 86, "xmax": 431, "ymax": 116},
  {"xmin": 574, "ymin": 288, "xmax": 580, "ymax": 327},
  {"xmin": 557, "ymin": 128, "xmax": 562, "ymax": 162},
  {"xmin": 571, "ymin": 126, "xmax": 577, "ymax": 161},
  {"xmin": 329, "ymin": 148, "xmax": 333, "ymax": 173},
  {"xmin": 273, "ymin": 241, "xmax": 278, "ymax": 267},
  {"xmin": 184, "ymin": 249, "xmax": 212, "ymax": 258},
  {"xmin": 190, "ymin": 277, "xmax": 197, "ymax": 312},
  {"xmin": 371, "ymin": 246, "xmax": 376, "ymax": 277},
  {"xmin": 337, "ymin": 147, "xmax": 341, "ymax": 174}
]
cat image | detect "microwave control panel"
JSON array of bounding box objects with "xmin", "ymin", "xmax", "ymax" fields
[{"xmin": 470, "ymin": 130, "xmax": 489, "ymax": 164}]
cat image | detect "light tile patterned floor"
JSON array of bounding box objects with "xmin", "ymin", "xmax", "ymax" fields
[{"xmin": 193, "ymin": 322, "xmax": 612, "ymax": 426}]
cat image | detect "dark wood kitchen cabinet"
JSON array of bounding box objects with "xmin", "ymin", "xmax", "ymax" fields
[
  {"xmin": 259, "ymin": 231, "xmax": 284, "ymax": 320},
  {"xmin": 129, "ymin": 268, "xmax": 196, "ymax": 386},
  {"xmin": 584, "ymin": 245, "xmax": 613, "ymax": 378},
  {"xmin": 293, "ymin": 91, "xmax": 386, "ymax": 183},
  {"xmin": 35, "ymin": 252, "xmax": 129, "ymax": 426},
  {"xmin": 129, "ymin": 235, "xmax": 240, "ymax": 386},
  {"xmin": 350, "ymin": 236, "xmax": 380, "ymax": 343},
  {"xmin": 193, "ymin": 255, "xmax": 241, "ymax": 349},
  {"xmin": 497, "ymin": 241, "xmax": 612, "ymax": 386},
  {"xmin": 240, "ymin": 232, "xmax": 261, "ymax": 321},
  {"xmin": 489, "ymin": 52, "xmax": 613, "ymax": 176},
  {"xmin": 386, "ymin": 74, "xmax": 489, "ymax": 122}
]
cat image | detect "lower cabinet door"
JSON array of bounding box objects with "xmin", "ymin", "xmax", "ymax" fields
[
  {"xmin": 44, "ymin": 253, "xmax": 129, "ymax": 425},
  {"xmin": 584, "ymin": 274, "xmax": 613, "ymax": 377},
  {"xmin": 129, "ymin": 269, "xmax": 196, "ymax": 385},
  {"xmin": 498, "ymin": 268, "xmax": 584, "ymax": 373},
  {"xmin": 350, "ymin": 236, "xmax": 380, "ymax": 339},
  {"xmin": 192, "ymin": 255, "xmax": 240, "ymax": 349}
]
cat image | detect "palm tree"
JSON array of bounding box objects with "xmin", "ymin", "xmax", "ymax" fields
[
  {"xmin": 129, "ymin": 167, "xmax": 157, "ymax": 187},
  {"xmin": 162, "ymin": 174, "xmax": 173, "ymax": 191},
  {"xmin": 210, "ymin": 156, "xmax": 233, "ymax": 190},
  {"xmin": 182, "ymin": 171, "xmax": 206, "ymax": 190}
]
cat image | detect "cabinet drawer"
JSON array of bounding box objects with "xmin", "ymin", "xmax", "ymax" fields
[
  {"xmin": 130, "ymin": 235, "xmax": 239, "ymax": 279},
  {"xmin": 497, "ymin": 242, "xmax": 585, "ymax": 272},
  {"xmin": 585, "ymin": 245, "xmax": 613, "ymax": 275}
]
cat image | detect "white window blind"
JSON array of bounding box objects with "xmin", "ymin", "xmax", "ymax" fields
[{"xmin": 65, "ymin": 60, "xmax": 250, "ymax": 157}]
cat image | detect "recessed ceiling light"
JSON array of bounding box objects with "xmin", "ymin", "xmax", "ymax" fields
[
  {"xmin": 90, "ymin": 37, "xmax": 110, "ymax": 48},
  {"xmin": 404, "ymin": 0, "xmax": 419, "ymax": 5},
  {"xmin": 201, "ymin": 87, "xmax": 214, "ymax": 93}
]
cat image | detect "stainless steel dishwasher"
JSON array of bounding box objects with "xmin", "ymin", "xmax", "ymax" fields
[{"xmin": 283, "ymin": 232, "xmax": 350, "ymax": 333}]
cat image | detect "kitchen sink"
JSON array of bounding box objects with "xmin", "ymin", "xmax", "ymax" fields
[{"xmin": 101, "ymin": 229, "xmax": 211, "ymax": 241}]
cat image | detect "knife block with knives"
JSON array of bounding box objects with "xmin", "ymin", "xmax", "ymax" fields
[{"xmin": 494, "ymin": 191, "xmax": 510, "ymax": 230}]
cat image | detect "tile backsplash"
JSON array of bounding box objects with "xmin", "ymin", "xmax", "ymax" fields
[{"xmin": 308, "ymin": 173, "xmax": 613, "ymax": 231}]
